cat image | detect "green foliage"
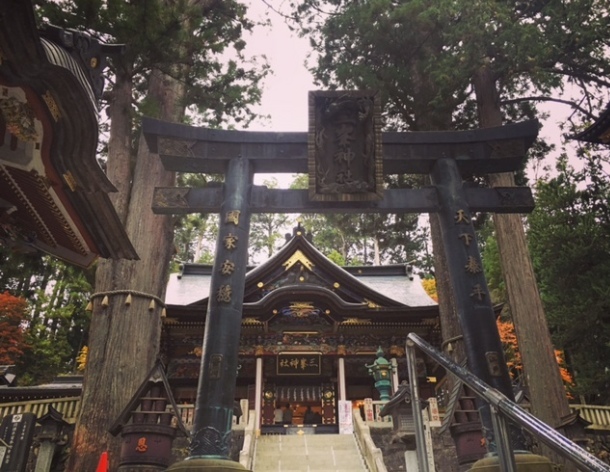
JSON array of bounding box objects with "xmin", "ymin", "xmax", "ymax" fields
[
  {"xmin": 249, "ymin": 179, "xmax": 294, "ymax": 263},
  {"xmin": 528, "ymin": 152, "xmax": 610, "ymax": 403},
  {"xmin": 18, "ymin": 324, "xmax": 75, "ymax": 386},
  {"xmin": 35, "ymin": 0, "xmax": 269, "ymax": 128},
  {"xmin": 326, "ymin": 249, "xmax": 346, "ymax": 266},
  {"xmin": 0, "ymin": 254, "xmax": 92, "ymax": 384},
  {"xmin": 481, "ymin": 228, "xmax": 507, "ymax": 306},
  {"xmin": 288, "ymin": 0, "xmax": 610, "ymax": 129}
]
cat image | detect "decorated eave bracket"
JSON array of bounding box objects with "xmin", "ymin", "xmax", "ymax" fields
[{"xmin": 143, "ymin": 103, "xmax": 539, "ymax": 216}]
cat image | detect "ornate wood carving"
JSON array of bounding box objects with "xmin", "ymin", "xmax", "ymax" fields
[{"xmin": 308, "ymin": 91, "xmax": 383, "ymax": 202}]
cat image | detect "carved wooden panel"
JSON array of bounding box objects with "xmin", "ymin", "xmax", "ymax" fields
[{"xmin": 308, "ymin": 91, "xmax": 383, "ymax": 202}]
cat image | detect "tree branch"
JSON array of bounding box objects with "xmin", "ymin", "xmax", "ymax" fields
[{"xmin": 500, "ymin": 96, "xmax": 597, "ymax": 120}]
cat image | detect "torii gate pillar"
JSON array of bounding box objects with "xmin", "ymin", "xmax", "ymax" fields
[{"xmin": 167, "ymin": 159, "xmax": 253, "ymax": 471}]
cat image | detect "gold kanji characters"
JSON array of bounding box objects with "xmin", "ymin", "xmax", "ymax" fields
[
  {"xmin": 223, "ymin": 233, "xmax": 238, "ymax": 250},
  {"xmin": 225, "ymin": 210, "xmax": 240, "ymax": 225},
  {"xmin": 465, "ymin": 256, "xmax": 482, "ymax": 274},
  {"xmin": 470, "ymin": 284, "xmax": 486, "ymax": 302},
  {"xmin": 217, "ymin": 285, "xmax": 232, "ymax": 303},
  {"xmin": 454, "ymin": 209, "xmax": 469, "ymax": 224},
  {"xmin": 459, "ymin": 233, "xmax": 473, "ymax": 246},
  {"xmin": 220, "ymin": 259, "xmax": 235, "ymax": 276}
]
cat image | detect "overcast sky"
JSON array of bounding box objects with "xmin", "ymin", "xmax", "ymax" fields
[
  {"xmin": 243, "ymin": 2, "xmax": 315, "ymax": 133},
  {"xmin": 241, "ymin": 2, "xmax": 586, "ymax": 184}
]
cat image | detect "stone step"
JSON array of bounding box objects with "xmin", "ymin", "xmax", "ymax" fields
[{"xmin": 253, "ymin": 434, "xmax": 368, "ymax": 472}]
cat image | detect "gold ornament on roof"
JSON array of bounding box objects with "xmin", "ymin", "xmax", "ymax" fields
[
  {"xmin": 283, "ymin": 250, "xmax": 314, "ymax": 271},
  {"xmin": 0, "ymin": 95, "xmax": 38, "ymax": 141},
  {"xmin": 42, "ymin": 90, "xmax": 60, "ymax": 121},
  {"xmin": 63, "ymin": 171, "xmax": 77, "ymax": 191},
  {"xmin": 364, "ymin": 299, "xmax": 380, "ymax": 309},
  {"xmin": 288, "ymin": 302, "xmax": 316, "ymax": 317},
  {"xmin": 342, "ymin": 317, "xmax": 370, "ymax": 325}
]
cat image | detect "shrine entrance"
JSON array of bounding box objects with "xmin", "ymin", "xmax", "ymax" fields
[
  {"xmin": 148, "ymin": 90, "xmax": 539, "ymax": 464},
  {"xmin": 164, "ymin": 224, "xmax": 438, "ymax": 431}
]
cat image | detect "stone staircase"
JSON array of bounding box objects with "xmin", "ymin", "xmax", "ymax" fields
[{"xmin": 252, "ymin": 433, "xmax": 368, "ymax": 472}]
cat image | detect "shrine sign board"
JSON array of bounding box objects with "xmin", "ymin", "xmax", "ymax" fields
[
  {"xmin": 0, "ymin": 413, "xmax": 35, "ymax": 471},
  {"xmin": 308, "ymin": 91, "xmax": 383, "ymax": 202},
  {"xmin": 277, "ymin": 353, "xmax": 321, "ymax": 375}
]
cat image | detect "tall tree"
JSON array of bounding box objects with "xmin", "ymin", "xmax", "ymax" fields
[
  {"xmin": 249, "ymin": 179, "xmax": 293, "ymax": 262},
  {"xmin": 36, "ymin": 1, "xmax": 267, "ymax": 469},
  {"xmin": 528, "ymin": 153, "xmax": 610, "ymax": 404}
]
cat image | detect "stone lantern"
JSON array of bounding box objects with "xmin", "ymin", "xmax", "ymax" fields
[
  {"xmin": 109, "ymin": 361, "xmax": 187, "ymax": 471},
  {"xmin": 366, "ymin": 346, "xmax": 395, "ymax": 402},
  {"xmin": 35, "ymin": 406, "xmax": 70, "ymax": 472}
]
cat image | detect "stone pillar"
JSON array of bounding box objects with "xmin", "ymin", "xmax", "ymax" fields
[
  {"xmin": 338, "ymin": 356, "xmax": 347, "ymax": 401},
  {"xmin": 254, "ymin": 355, "xmax": 263, "ymax": 433},
  {"xmin": 390, "ymin": 357, "xmax": 399, "ymax": 394}
]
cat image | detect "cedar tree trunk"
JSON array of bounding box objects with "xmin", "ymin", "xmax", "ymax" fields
[
  {"xmin": 68, "ymin": 66, "xmax": 185, "ymax": 471},
  {"xmin": 473, "ymin": 66, "xmax": 574, "ymax": 469}
]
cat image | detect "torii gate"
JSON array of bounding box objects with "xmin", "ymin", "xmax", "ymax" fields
[{"xmin": 144, "ymin": 91, "xmax": 537, "ymax": 470}]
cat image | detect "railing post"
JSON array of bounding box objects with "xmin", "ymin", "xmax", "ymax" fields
[
  {"xmin": 406, "ymin": 338, "xmax": 430, "ymax": 472},
  {"xmin": 490, "ymin": 405, "xmax": 517, "ymax": 472}
]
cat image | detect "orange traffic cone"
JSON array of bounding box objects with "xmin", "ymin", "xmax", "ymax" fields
[{"xmin": 96, "ymin": 451, "xmax": 109, "ymax": 472}]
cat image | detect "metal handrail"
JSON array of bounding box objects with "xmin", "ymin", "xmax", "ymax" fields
[{"xmin": 406, "ymin": 333, "xmax": 610, "ymax": 472}]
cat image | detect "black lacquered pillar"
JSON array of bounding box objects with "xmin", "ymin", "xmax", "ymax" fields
[
  {"xmin": 430, "ymin": 158, "xmax": 523, "ymax": 450},
  {"xmin": 190, "ymin": 158, "xmax": 252, "ymax": 459}
]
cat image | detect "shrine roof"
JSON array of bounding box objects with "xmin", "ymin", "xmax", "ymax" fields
[
  {"xmin": 0, "ymin": 0, "xmax": 137, "ymax": 266},
  {"xmin": 346, "ymin": 272, "xmax": 436, "ymax": 307},
  {"xmin": 165, "ymin": 229, "xmax": 436, "ymax": 311},
  {"xmin": 165, "ymin": 266, "xmax": 434, "ymax": 307}
]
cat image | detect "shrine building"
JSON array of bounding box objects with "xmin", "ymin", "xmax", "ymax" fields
[
  {"xmin": 0, "ymin": 0, "xmax": 137, "ymax": 266},
  {"xmin": 161, "ymin": 225, "xmax": 440, "ymax": 431}
]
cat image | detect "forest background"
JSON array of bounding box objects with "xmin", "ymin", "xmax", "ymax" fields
[{"xmin": 1, "ymin": 0, "xmax": 610, "ymax": 418}]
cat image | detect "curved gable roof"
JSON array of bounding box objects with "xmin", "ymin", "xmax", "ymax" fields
[{"xmin": 165, "ymin": 227, "xmax": 437, "ymax": 320}]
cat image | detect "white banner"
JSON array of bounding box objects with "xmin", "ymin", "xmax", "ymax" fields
[{"xmin": 338, "ymin": 400, "xmax": 353, "ymax": 434}]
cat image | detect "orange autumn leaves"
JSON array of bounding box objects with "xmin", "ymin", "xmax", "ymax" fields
[
  {"xmin": 497, "ymin": 318, "xmax": 573, "ymax": 387},
  {"xmin": 0, "ymin": 291, "xmax": 29, "ymax": 365},
  {"xmin": 421, "ymin": 279, "xmax": 573, "ymax": 390}
]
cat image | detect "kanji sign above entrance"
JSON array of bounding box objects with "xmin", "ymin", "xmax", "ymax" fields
[{"xmin": 277, "ymin": 353, "xmax": 322, "ymax": 376}]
